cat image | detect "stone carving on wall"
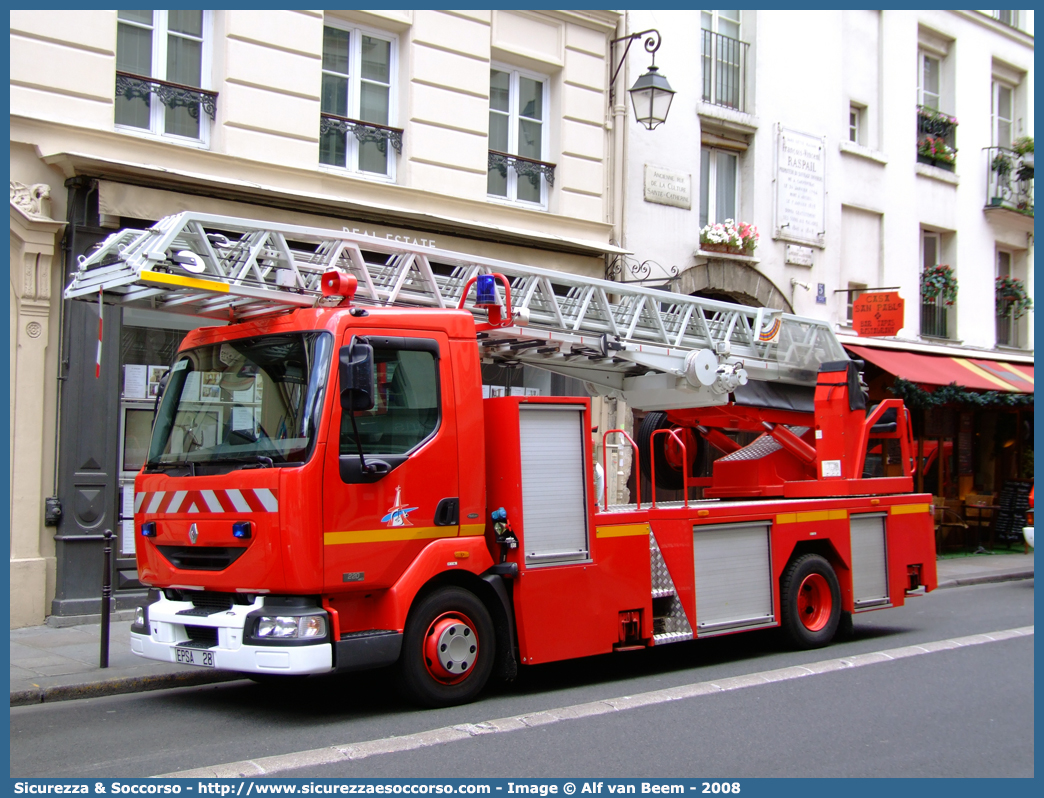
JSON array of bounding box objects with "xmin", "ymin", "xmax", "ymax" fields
[{"xmin": 10, "ymin": 181, "xmax": 52, "ymax": 219}]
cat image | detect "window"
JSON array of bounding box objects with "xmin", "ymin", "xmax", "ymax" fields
[
  {"xmin": 846, "ymin": 283, "xmax": 867, "ymax": 323},
  {"xmin": 848, "ymin": 104, "xmax": 867, "ymax": 145},
  {"xmin": 992, "ymin": 81, "xmax": 1014, "ymax": 148},
  {"xmin": 115, "ymin": 10, "xmax": 213, "ymax": 143},
  {"xmin": 700, "ymin": 10, "xmax": 746, "ymax": 111},
  {"xmin": 319, "ymin": 24, "xmax": 398, "ymax": 177},
  {"xmin": 699, "ymin": 146, "xmax": 738, "ymax": 228},
  {"xmin": 487, "ymin": 67, "xmax": 552, "ymax": 206},
  {"xmin": 920, "ymin": 231, "xmax": 951, "ymax": 339},
  {"xmin": 340, "ymin": 343, "xmax": 440, "ymax": 456},
  {"xmin": 994, "ymin": 10, "xmax": 1020, "ymax": 28},
  {"xmin": 918, "ymin": 52, "xmax": 941, "ymax": 110},
  {"xmin": 995, "ymin": 250, "xmax": 1019, "ymax": 347}
]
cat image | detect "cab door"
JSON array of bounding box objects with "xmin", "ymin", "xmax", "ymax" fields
[{"xmin": 323, "ymin": 330, "xmax": 460, "ymax": 591}]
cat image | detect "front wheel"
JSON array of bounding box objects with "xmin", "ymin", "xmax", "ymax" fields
[
  {"xmin": 780, "ymin": 554, "xmax": 841, "ymax": 648},
  {"xmin": 398, "ymin": 586, "xmax": 494, "ymax": 708}
]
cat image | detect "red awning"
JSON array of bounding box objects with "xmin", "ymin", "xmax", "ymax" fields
[{"xmin": 846, "ymin": 345, "xmax": 1034, "ymax": 394}]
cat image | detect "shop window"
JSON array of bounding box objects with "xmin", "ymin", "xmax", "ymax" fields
[
  {"xmin": 699, "ymin": 146, "xmax": 738, "ymax": 228},
  {"xmin": 319, "ymin": 24, "xmax": 400, "ymax": 178},
  {"xmin": 487, "ymin": 66, "xmax": 553, "ymax": 207},
  {"xmin": 115, "ymin": 10, "xmax": 215, "ymax": 145}
]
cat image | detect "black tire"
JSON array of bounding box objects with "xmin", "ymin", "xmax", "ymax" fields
[
  {"xmin": 780, "ymin": 554, "xmax": 841, "ymax": 648},
  {"xmin": 835, "ymin": 610, "xmax": 855, "ymax": 641},
  {"xmin": 637, "ymin": 412, "xmax": 701, "ymax": 492},
  {"xmin": 397, "ymin": 586, "xmax": 495, "ymax": 708}
]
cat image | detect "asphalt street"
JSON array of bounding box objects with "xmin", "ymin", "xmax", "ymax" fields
[{"xmin": 10, "ymin": 579, "xmax": 1034, "ymax": 778}]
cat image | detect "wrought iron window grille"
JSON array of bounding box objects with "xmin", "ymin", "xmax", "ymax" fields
[
  {"xmin": 700, "ymin": 29, "xmax": 749, "ymax": 112},
  {"xmin": 115, "ymin": 71, "xmax": 217, "ymax": 121},
  {"xmin": 487, "ymin": 150, "xmax": 556, "ymax": 187},
  {"xmin": 320, "ymin": 114, "xmax": 403, "ymax": 155}
]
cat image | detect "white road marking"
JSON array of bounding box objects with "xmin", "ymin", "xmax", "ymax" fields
[{"xmin": 160, "ymin": 625, "xmax": 1033, "ymax": 779}]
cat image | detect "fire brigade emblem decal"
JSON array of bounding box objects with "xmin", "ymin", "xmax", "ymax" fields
[
  {"xmin": 381, "ymin": 486, "xmax": 418, "ymax": 528},
  {"xmin": 188, "ymin": 523, "xmax": 198, "ymax": 544}
]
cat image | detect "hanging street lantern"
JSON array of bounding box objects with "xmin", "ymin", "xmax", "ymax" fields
[{"xmin": 610, "ymin": 29, "xmax": 675, "ymax": 130}]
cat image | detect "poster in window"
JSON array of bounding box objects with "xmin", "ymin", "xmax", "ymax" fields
[
  {"xmin": 123, "ymin": 365, "xmax": 148, "ymax": 399},
  {"xmin": 200, "ymin": 372, "xmax": 221, "ymax": 401},
  {"xmin": 147, "ymin": 365, "xmax": 168, "ymax": 398}
]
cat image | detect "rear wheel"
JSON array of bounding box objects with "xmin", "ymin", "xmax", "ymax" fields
[
  {"xmin": 398, "ymin": 586, "xmax": 494, "ymax": 708},
  {"xmin": 780, "ymin": 554, "xmax": 841, "ymax": 648},
  {"xmin": 637, "ymin": 412, "xmax": 700, "ymax": 492}
]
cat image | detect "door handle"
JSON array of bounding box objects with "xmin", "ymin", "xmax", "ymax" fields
[{"xmin": 434, "ymin": 498, "xmax": 460, "ymax": 526}]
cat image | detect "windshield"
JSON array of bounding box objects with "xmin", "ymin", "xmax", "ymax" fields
[{"xmin": 147, "ymin": 331, "xmax": 332, "ymax": 469}]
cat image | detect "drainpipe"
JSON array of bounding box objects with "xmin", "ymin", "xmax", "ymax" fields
[{"xmin": 610, "ymin": 13, "xmax": 629, "ymax": 252}]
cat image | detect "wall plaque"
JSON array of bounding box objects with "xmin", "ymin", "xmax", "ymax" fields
[
  {"xmin": 643, "ymin": 165, "xmax": 691, "ymax": 210},
  {"xmin": 775, "ymin": 125, "xmax": 826, "ymax": 247},
  {"xmin": 785, "ymin": 244, "xmax": 814, "ymax": 266}
]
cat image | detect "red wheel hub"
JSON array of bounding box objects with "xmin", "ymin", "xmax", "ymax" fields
[
  {"xmin": 663, "ymin": 427, "xmax": 696, "ymax": 472},
  {"xmin": 423, "ymin": 612, "xmax": 479, "ymax": 685},
  {"xmin": 797, "ymin": 573, "xmax": 832, "ymax": 632}
]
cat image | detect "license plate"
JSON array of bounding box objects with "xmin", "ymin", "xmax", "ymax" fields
[{"xmin": 175, "ymin": 647, "xmax": 215, "ymax": 668}]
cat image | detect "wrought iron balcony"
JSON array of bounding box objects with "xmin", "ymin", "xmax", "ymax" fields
[
  {"xmin": 700, "ymin": 30, "xmax": 749, "ymax": 112},
  {"xmin": 916, "ymin": 105, "xmax": 958, "ymax": 171},
  {"xmin": 487, "ymin": 151, "xmax": 556, "ymax": 187},
  {"xmin": 984, "ymin": 146, "xmax": 1033, "ymax": 217},
  {"xmin": 996, "ymin": 313, "xmax": 1019, "ymax": 347},
  {"xmin": 115, "ymin": 71, "xmax": 217, "ymax": 120},
  {"xmin": 920, "ymin": 296, "xmax": 950, "ymax": 339},
  {"xmin": 320, "ymin": 114, "xmax": 403, "ymax": 155}
]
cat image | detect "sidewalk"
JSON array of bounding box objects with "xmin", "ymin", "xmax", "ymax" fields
[{"xmin": 10, "ymin": 551, "xmax": 1032, "ymax": 708}]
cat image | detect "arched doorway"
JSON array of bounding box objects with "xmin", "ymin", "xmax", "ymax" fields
[{"xmin": 675, "ymin": 260, "xmax": 793, "ymax": 313}]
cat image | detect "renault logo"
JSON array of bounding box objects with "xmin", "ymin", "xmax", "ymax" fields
[{"xmin": 188, "ymin": 523, "xmax": 199, "ymax": 545}]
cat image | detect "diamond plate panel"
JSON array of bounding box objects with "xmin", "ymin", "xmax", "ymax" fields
[{"xmin": 650, "ymin": 531, "xmax": 693, "ymax": 642}]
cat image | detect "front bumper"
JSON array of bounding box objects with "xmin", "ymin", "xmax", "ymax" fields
[{"xmin": 130, "ymin": 594, "xmax": 332, "ymax": 675}]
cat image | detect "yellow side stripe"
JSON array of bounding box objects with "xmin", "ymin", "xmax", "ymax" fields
[
  {"xmin": 324, "ymin": 526, "xmax": 459, "ymax": 545},
  {"xmin": 776, "ymin": 509, "xmax": 848, "ymax": 525},
  {"xmin": 458, "ymin": 523, "xmax": 485, "ymax": 537},
  {"xmin": 891, "ymin": 503, "xmax": 930, "ymax": 516},
  {"xmin": 950, "ymin": 358, "xmax": 1018, "ymax": 392},
  {"xmin": 141, "ymin": 270, "xmax": 231, "ymax": 294},
  {"xmin": 995, "ymin": 361, "xmax": 1033, "ymax": 385},
  {"xmin": 596, "ymin": 523, "xmax": 651, "ymax": 538}
]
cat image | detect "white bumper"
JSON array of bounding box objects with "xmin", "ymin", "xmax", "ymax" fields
[
  {"xmin": 131, "ymin": 594, "xmax": 332, "ymax": 675},
  {"xmin": 1024, "ymin": 526, "xmax": 1034, "ymax": 549}
]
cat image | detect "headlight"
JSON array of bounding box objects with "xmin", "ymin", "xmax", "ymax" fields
[
  {"xmin": 256, "ymin": 615, "xmax": 327, "ymax": 639},
  {"xmin": 135, "ymin": 607, "xmax": 145, "ymax": 627}
]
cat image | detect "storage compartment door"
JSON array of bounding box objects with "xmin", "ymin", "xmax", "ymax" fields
[
  {"xmin": 519, "ymin": 406, "xmax": 589, "ymax": 565},
  {"xmin": 850, "ymin": 512, "xmax": 889, "ymax": 607},
  {"xmin": 693, "ymin": 522, "xmax": 773, "ymax": 635}
]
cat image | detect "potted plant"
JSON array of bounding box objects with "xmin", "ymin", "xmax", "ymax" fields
[
  {"xmin": 996, "ymin": 274, "xmax": 1033, "ymax": 320},
  {"xmin": 992, "ymin": 151, "xmax": 1014, "ymax": 177},
  {"xmin": 1013, "ymin": 136, "xmax": 1033, "ymax": 179},
  {"xmin": 921, "ymin": 264, "xmax": 958, "ymax": 305},
  {"xmin": 699, "ymin": 219, "xmax": 759, "ymax": 255},
  {"xmin": 918, "ymin": 136, "xmax": 957, "ymax": 169}
]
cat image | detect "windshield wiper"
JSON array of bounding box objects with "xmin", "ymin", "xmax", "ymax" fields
[
  {"xmin": 145, "ymin": 461, "xmax": 196, "ymax": 476},
  {"xmin": 206, "ymin": 455, "xmax": 276, "ymax": 469}
]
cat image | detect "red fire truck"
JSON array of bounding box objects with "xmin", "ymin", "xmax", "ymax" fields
[{"xmin": 66, "ymin": 214, "xmax": 936, "ymax": 707}]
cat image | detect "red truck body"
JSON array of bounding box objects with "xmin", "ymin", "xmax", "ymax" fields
[{"xmin": 131, "ymin": 302, "xmax": 936, "ymax": 706}]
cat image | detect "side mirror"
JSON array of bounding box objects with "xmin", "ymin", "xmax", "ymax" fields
[{"xmin": 339, "ymin": 339, "xmax": 374, "ymax": 412}]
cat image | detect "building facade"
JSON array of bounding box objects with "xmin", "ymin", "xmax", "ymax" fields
[
  {"xmin": 10, "ymin": 9, "xmax": 625, "ymax": 626},
  {"xmin": 616, "ymin": 9, "xmax": 1033, "ymax": 510}
]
